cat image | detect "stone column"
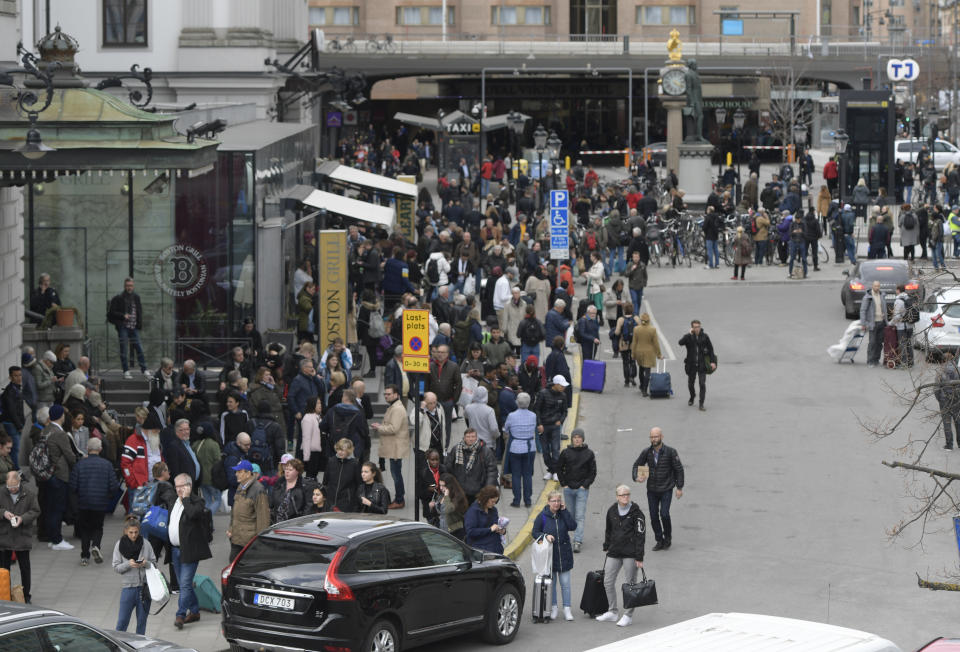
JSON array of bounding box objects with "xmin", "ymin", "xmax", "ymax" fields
[
  {"xmin": 0, "ymin": 186, "xmax": 23, "ymax": 373},
  {"xmin": 179, "ymin": 0, "xmax": 216, "ymax": 46},
  {"xmin": 662, "ymin": 97, "xmax": 686, "ymax": 174}
]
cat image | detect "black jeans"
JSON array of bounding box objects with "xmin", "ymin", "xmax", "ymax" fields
[
  {"xmin": 939, "ymin": 398, "xmax": 960, "ymax": 448},
  {"xmin": 620, "ymin": 353, "xmax": 636, "ymax": 382},
  {"xmin": 0, "ymin": 549, "xmax": 30, "ymax": 602},
  {"xmin": 646, "ymin": 490, "xmax": 673, "ymax": 544},
  {"xmin": 440, "ymin": 400, "xmax": 455, "ymax": 449},
  {"xmin": 896, "ymin": 328, "xmax": 914, "ymax": 367},
  {"xmin": 687, "ymin": 370, "xmax": 706, "ymax": 405},
  {"xmin": 43, "ymin": 477, "xmax": 68, "ymax": 544},
  {"xmin": 77, "ymin": 509, "xmax": 104, "ymax": 559},
  {"xmin": 866, "ymin": 324, "xmax": 885, "ymax": 365},
  {"xmin": 804, "ymin": 240, "xmax": 819, "ymax": 268},
  {"xmin": 638, "ymin": 366, "xmax": 651, "ymax": 393}
]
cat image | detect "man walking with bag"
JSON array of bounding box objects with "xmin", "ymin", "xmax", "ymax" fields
[
  {"xmin": 678, "ymin": 320, "xmax": 716, "ymax": 411},
  {"xmin": 595, "ymin": 484, "xmax": 645, "ymax": 627},
  {"xmin": 631, "ymin": 427, "xmax": 683, "ymax": 551}
]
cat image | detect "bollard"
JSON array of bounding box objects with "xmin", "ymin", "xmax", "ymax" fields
[
  {"xmin": 0, "ymin": 568, "xmax": 10, "ymax": 601},
  {"xmin": 787, "ymin": 144, "xmax": 796, "ymax": 163},
  {"xmin": 565, "ymin": 155, "xmax": 571, "ymax": 171}
]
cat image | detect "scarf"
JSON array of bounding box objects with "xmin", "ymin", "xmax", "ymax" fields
[
  {"xmin": 119, "ymin": 534, "xmax": 144, "ymax": 561},
  {"xmin": 455, "ymin": 439, "xmax": 481, "ymax": 472}
]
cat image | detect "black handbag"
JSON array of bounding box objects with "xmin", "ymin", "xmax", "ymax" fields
[{"xmin": 622, "ymin": 569, "xmax": 658, "ymax": 608}]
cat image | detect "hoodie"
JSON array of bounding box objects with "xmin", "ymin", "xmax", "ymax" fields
[
  {"xmin": 320, "ymin": 402, "xmax": 370, "ymax": 460},
  {"xmin": 463, "ymin": 386, "xmax": 500, "ymax": 448}
]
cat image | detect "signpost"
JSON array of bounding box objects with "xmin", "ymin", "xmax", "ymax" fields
[
  {"xmin": 402, "ymin": 308, "xmax": 431, "ymax": 523},
  {"xmin": 549, "ymin": 189, "xmax": 569, "ymax": 260}
]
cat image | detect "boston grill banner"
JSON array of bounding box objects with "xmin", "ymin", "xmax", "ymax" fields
[{"xmin": 318, "ymin": 230, "xmax": 347, "ymax": 348}]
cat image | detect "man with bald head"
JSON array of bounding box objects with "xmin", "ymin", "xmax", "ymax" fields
[
  {"xmin": 631, "ymin": 427, "xmax": 684, "ymax": 552},
  {"xmin": 0, "ymin": 470, "xmax": 40, "ymax": 602}
]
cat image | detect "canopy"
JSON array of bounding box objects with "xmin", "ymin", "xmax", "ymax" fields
[
  {"xmin": 299, "ymin": 188, "xmax": 395, "ymax": 229},
  {"xmin": 316, "ymin": 160, "xmax": 417, "ymax": 198}
]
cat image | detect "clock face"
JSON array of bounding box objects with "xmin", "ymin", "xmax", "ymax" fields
[{"xmin": 662, "ymin": 69, "xmax": 686, "ymax": 96}]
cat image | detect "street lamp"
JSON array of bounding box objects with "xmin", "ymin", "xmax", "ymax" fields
[
  {"xmin": 834, "ymin": 128, "xmax": 849, "ymax": 204},
  {"xmin": 507, "ymin": 110, "xmax": 525, "ymax": 204},
  {"xmin": 546, "ymin": 130, "xmax": 562, "ymax": 191},
  {"xmin": 793, "ymin": 122, "xmax": 808, "ymax": 187},
  {"xmin": 533, "ymin": 123, "xmax": 548, "ymax": 213},
  {"xmin": 733, "ymin": 108, "xmax": 746, "ymax": 204},
  {"xmin": 715, "ymin": 107, "xmax": 727, "ymax": 179}
]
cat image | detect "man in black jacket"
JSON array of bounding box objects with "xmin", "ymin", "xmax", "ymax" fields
[
  {"xmin": 165, "ymin": 419, "xmax": 202, "ymax": 487},
  {"xmin": 677, "ymin": 320, "xmax": 716, "ymax": 410},
  {"xmin": 107, "ymin": 278, "xmax": 148, "ymax": 380},
  {"xmin": 169, "ymin": 474, "xmax": 212, "ymax": 629},
  {"xmin": 556, "ymin": 428, "xmax": 596, "ymax": 553},
  {"xmin": 631, "ymin": 427, "xmax": 684, "ymax": 551},
  {"xmin": 445, "ymin": 428, "xmax": 497, "ymax": 505},
  {"xmin": 536, "ymin": 376, "xmax": 569, "ymax": 482},
  {"xmin": 1, "ymin": 367, "xmax": 25, "ymax": 469},
  {"xmin": 597, "ymin": 484, "xmax": 646, "ymax": 627}
]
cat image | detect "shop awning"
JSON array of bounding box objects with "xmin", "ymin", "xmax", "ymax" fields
[
  {"xmin": 299, "ymin": 188, "xmax": 395, "ymax": 228},
  {"xmin": 316, "ymin": 161, "xmax": 417, "ymax": 198}
]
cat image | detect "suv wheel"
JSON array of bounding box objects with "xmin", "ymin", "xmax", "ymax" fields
[
  {"xmin": 483, "ymin": 584, "xmax": 521, "ymax": 644},
  {"xmin": 363, "ymin": 619, "xmax": 399, "ymax": 652}
]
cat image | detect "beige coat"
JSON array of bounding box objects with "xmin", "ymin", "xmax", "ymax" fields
[
  {"xmin": 377, "ymin": 399, "xmax": 410, "ymax": 460},
  {"xmin": 524, "ymin": 276, "xmax": 551, "ymax": 322},
  {"xmin": 229, "ymin": 479, "xmax": 270, "ymax": 547},
  {"xmin": 630, "ymin": 322, "xmax": 662, "ymax": 368},
  {"xmin": 501, "ymin": 297, "xmax": 527, "ymax": 347}
]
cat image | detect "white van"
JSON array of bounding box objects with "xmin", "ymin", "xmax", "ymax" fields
[
  {"xmin": 584, "ymin": 612, "xmax": 902, "ymax": 652},
  {"xmin": 895, "ymin": 138, "xmax": 960, "ymax": 172}
]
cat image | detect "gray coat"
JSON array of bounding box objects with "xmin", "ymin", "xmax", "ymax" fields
[
  {"xmin": 0, "ymin": 484, "xmax": 40, "ymax": 550},
  {"xmin": 30, "ymin": 361, "xmax": 55, "ymax": 405},
  {"xmin": 859, "ymin": 291, "xmax": 889, "ymax": 328},
  {"xmin": 112, "ymin": 537, "xmax": 157, "ymax": 588},
  {"xmin": 899, "ymin": 212, "xmax": 920, "ymax": 247},
  {"xmin": 852, "ymin": 184, "xmax": 870, "ymax": 206},
  {"xmin": 44, "ymin": 423, "xmax": 78, "ymax": 483}
]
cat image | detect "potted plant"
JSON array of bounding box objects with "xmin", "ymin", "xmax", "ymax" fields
[{"xmin": 39, "ymin": 306, "xmax": 83, "ymax": 330}]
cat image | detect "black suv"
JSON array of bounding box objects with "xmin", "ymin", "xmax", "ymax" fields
[
  {"xmin": 222, "ymin": 514, "xmax": 525, "ymax": 652},
  {"xmin": 0, "ymin": 601, "xmax": 195, "ymax": 651}
]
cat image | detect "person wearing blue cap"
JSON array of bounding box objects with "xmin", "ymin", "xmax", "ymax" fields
[
  {"xmin": 226, "ymin": 459, "xmax": 269, "ymax": 561},
  {"xmin": 39, "ymin": 403, "xmax": 77, "ymax": 550}
]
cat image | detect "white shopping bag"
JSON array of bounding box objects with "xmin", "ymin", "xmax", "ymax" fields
[
  {"xmin": 827, "ymin": 319, "xmax": 862, "ymax": 361},
  {"xmin": 145, "ymin": 562, "xmax": 170, "ymax": 606},
  {"xmin": 531, "ymin": 536, "xmax": 553, "ymax": 577},
  {"xmin": 459, "ymin": 374, "xmax": 478, "ymax": 409}
]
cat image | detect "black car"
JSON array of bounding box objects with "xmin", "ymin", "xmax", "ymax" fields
[
  {"xmin": 0, "ymin": 601, "xmax": 195, "ymax": 651},
  {"xmin": 840, "ymin": 259, "xmax": 924, "ymax": 319},
  {"xmin": 221, "ymin": 514, "xmax": 525, "ymax": 652}
]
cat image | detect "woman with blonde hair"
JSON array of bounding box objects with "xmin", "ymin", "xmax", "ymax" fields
[
  {"xmin": 852, "ymin": 177, "xmax": 870, "ymax": 222},
  {"xmin": 630, "ymin": 312, "xmax": 662, "ymax": 397}
]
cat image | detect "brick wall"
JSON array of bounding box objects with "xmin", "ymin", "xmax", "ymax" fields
[{"xmin": 0, "ymin": 186, "xmax": 23, "ymax": 373}]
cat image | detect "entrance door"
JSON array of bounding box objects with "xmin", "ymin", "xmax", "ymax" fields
[{"xmin": 570, "ymin": 0, "xmax": 617, "ymax": 40}]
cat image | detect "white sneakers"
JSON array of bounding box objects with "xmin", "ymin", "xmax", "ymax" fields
[
  {"xmin": 552, "ymin": 473, "xmax": 559, "ymax": 481},
  {"xmin": 596, "ymin": 611, "xmax": 618, "ymax": 622},
  {"xmin": 123, "ymin": 370, "xmax": 133, "ymax": 379},
  {"xmin": 49, "ymin": 541, "xmax": 74, "ymax": 551},
  {"xmin": 143, "ymin": 369, "xmax": 152, "ymax": 378},
  {"xmin": 543, "ymin": 471, "xmax": 553, "ymax": 480},
  {"xmin": 617, "ymin": 615, "xmax": 632, "ymax": 627},
  {"xmin": 91, "ymin": 546, "xmax": 103, "ymax": 564},
  {"xmin": 563, "ymin": 607, "xmax": 574, "ymax": 621},
  {"xmin": 549, "ymin": 605, "xmax": 558, "ymax": 620}
]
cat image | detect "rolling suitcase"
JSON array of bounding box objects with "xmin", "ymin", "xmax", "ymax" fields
[
  {"xmin": 532, "ymin": 574, "xmax": 552, "ymax": 623},
  {"xmin": 648, "ymin": 359, "xmax": 672, "ymax": 398},
  {"xmin": 580, "ymin": 568, "xmax": 609, "ymax": 617},
  {"xmin": 193, "ymin": 574, "xmax": 222, "ymax": 613},
  {"xmin": 883, "ymin": 325, "xmax": 899, "ymax": 369},
  {"xmin": 581, "ymin": 359, "xmax": 606, "ymax": 393}
]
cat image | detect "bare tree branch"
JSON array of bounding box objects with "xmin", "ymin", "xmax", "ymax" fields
[{"xmin": 881, "ymin": 460, "xmax": 960, "ymax": 480}]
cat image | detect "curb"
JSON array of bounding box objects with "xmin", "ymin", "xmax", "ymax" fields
[
  {"xmin": 503, "ymin": 348, "xmax": 583, "ymax": 561},
  {"xmin": 648, "ymin": 278, "xmax": 838, "ymax": 288}
]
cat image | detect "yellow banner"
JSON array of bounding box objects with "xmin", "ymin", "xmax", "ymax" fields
[
  {"xmin": 318, "ymin": 230, "xmax": 347, "ymax": 348},
  {"xmin": 397, "ymin": 174, "xmax": 417, "ymax": 242}
]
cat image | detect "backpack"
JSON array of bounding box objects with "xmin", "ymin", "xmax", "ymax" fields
[
  {"xmin": 903, "ymin": 211, "xmax": 916, "ymax": 230},
  {"xmin": 130, "ymin": 481, "xmax": 159, "ymax": 518},
  {"xmin": 453, "ymin": 318, "xmax": 472, "ymax": 354},
  {"xmin": 586, "ymin": 232, "xmax": 598, "ymax": 251},
  {"xmin": 28, "ymin": 433, "xmax": 56, "ymax": 482},
  {"xmin": 573, "ymin": 319, "xmax": 583, "ymax": 344},
  {"xmin": 329, "ymin": 410, "xmax": 359, "ymax": 447},
  {"xmin": 621, "ymin": 315, "xmax": 637, "ymax": 345},
  {"xmin": 904, "ymin": 294, "xmax": 920, "ymax": 324},
  {"xmin": 247, "ymin": 420, "xmax": 273, "ymax": 471},
  {"xmin": 521, "ymin": 318, "xmax": 542, "ymax": 344},
  {"xmin": 366, "ymin": 310, "xmax": 386, "ymax": 339},
  {"xmin": 426, "ymin": 257, "xmax": 440, "ymax": 285},
  {"xmin": 210, "ymin": 455, "xmax": 229, "ymax": 491}
]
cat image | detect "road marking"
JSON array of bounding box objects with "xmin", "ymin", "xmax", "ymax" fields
[
  {"xmin": 617, "ymin": 428, "xmax": 633, "ymax": 432},
  {"xmin": 644, "ymin": 300, "xmax": 676, "ymax": 360}
]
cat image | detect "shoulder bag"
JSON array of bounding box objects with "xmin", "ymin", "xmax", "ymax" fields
[{"xmin": 621, "ymin": 568, "xmax": 658, "ymax": 608}]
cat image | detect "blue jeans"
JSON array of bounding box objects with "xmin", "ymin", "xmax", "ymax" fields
[
  {"xmin": 647, "ymin": 490, "xmax": 673, "ymax": 544},
  {"xmin": 788, "ymin": 241, "xmax": 807, "ymax": 277},
  {"xmin": 389, "ymin": 458, "xmax": 404, "ymax": 504},
  {"xmin": 481, "ymin": 178, "xmax": 491, "ymax": 197},
  {"xmin": 118, "ymin": 327, "xmax": 146, "ymax": 373},
  {"xmin": 954, "ymin": 234, "xmax": 960, "ymax": 258},
  {"xmin": 905, "ymin": 185, "xmax": 913, "ymax": 204},
  {"xmin": 933, "ymin": 241, "xmax": 945, "ymax": 269},
  {"xmin": 43, "ymin": 476, "xmax": 68, "ymax": 544},
  {"xmin": 200, "ymin": 485, "xmax": 221, "ymax": 514},
  {"xmin": 753, "ymin": 240, "xmax": 767, "ymax": 265},
  {"xmin": 1, "ymin": 422, "xmax": 19, "ymax": 470},
  {"xmin": 607, "ymin": 246, "xmax": 624, "ymax": 274},
  {"xmin": 116, "ymin": 585, "xmax": 150, "ymax": 635},
  {"xmin": 509, "ymin": 451, "xmax": 535, "ymax": 505},
  {"xmin": 551, "ymin": 569, "xmax": 572, "ymax": 608},
  {"xmin": 520, "ymin": 343, "xmax": 540, "ymax": 364},
  {"xmin": 844, "ymin": 234, "xmax": 857, "ymax": 263},
  {"xmin": 629, "ymin": 289, "xmax": 642, "ymax": 315},
  {"xmin": 562, "ymin": 487, "xmax": 588, "ymax": 544},
  {"xmin": 540, "ymin": 425, "xmax": 562, "ymax": 474},
  {"xmin": 705, "ymin": 239, "xmax": 719, "ymax": 268},
  {"xmin": 171, "ymin": 547, "xmax": 199, "ymax": 618}
]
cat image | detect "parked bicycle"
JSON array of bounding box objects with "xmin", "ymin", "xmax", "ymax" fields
[
  {"xmin": 326, "ymin": 36, "xmax": 356, "ymax": 53},
  {"xmin": 366, "ymin": 34, "xmax": 397, "ymax": 54}
]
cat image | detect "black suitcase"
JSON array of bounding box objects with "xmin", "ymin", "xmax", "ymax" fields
[
  {"xmin": 580, "ymin": 568, "xmax": 608, "ymax": 617},
  {"xmin": 532, "ymin": 574, "xmax": 552, "ymax": 623}
]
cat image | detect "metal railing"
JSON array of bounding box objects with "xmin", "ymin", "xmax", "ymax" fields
[{"xmin": 86, "ymin": 336, "xmax": 252, "ymax": 376}]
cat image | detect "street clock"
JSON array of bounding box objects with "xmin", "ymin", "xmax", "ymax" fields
[{"xmin": 661, "ymin": 67, "xmax": 686, "ymax": 96}]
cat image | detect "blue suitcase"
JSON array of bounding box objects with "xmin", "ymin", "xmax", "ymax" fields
[
  {"xmin": 648, "ymin": 360, "xmax": 672, "ymax": 398},
  {"xmin": 581, "ymin": 359, "xmax": 606, "ymax": 393}
]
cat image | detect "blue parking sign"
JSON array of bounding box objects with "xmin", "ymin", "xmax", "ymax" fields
[{"xmin": 550, "ymin": 190, "xmax": 568, "ymax": 209}]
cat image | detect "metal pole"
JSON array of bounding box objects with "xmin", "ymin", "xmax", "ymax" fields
[
  {"xmin": 537, "ymin": 150, "xmax": 543, "ymax": 212},
  {"xmin": 627, "ymin": 69, "xmax": 633, "ymax": 167},
  {"xmin": 442, "ymin": 0, "xmax": 447, "ymax": 42},
  {"xmin": 127, "ymin": 170, "xmax": 134, "ymax": 277},
  {"xmin": 27, "ymin": 182, "xmax": 34, "ymax": 293},
  {"xmin": 480, "ymin": 68, "xmax": 486, "ymax": 201},
  {"xmin": 413, "ymin": 376, "xmax": 421, "ymax": 522}
]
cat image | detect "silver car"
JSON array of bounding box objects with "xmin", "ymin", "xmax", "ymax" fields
[{"xmin": 913, "ymin": 286, "xmax": 960, "ymax": 353}]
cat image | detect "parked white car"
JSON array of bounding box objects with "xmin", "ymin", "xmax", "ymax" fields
[
  {"xmin": 914, "ymin": 286, "xmax": 960, "ymax": 352},
  {"xmin": 895, "ymin": 138, "xmax": 960, "ymax": 172}
]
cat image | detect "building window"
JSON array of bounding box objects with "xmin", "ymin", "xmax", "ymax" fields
[
  {"xmin": 492, "ymin": 6, "xmax": 551, "ymax": 25},
  {"xmin": 396, "ymin": 6, "xmax": 455, "ymax": 26},
  {"xmin": 308, "ymin": 7, "xmax": 360, "ymax": 26},
  {"xmin": 637, "ymin": 5, "xmax": 695, "ymax": 25},
  {"xmin": 103, "ymin": 0, "xmax": 147, "ymax": 47}
]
